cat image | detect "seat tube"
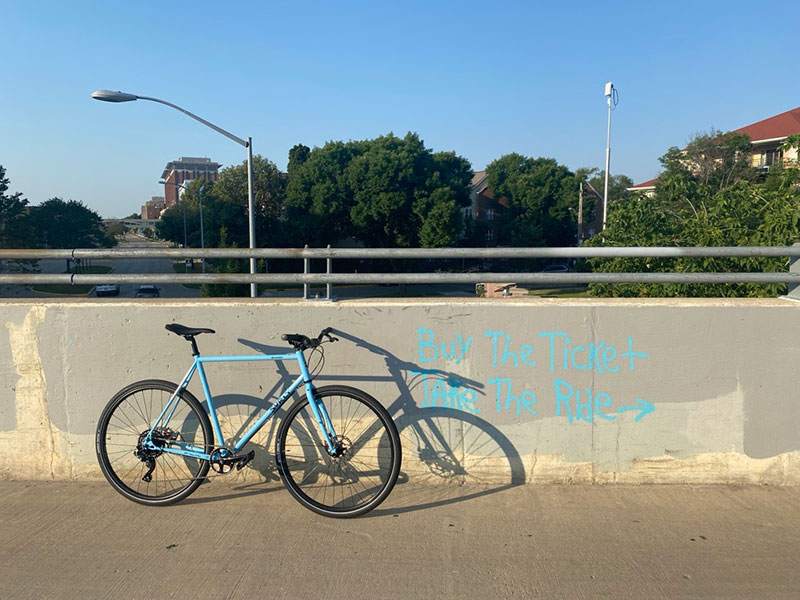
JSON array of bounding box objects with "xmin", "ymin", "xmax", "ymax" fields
[
  {"xmin": 297, "ymin": 350, "xmax": 336, "ymax": 446},
  {"xmin": 196, "ymin": 358, "xmax": 226, "ymax": 446}
]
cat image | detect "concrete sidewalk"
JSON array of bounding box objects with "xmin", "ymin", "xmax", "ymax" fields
[{"xmin": 1, "ymin": 480, "xmax": 798, "ymax": 599}]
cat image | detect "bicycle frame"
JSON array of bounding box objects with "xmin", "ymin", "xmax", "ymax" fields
[{"xmin": 143, "ymin": 350, "xmax": 338, "ymax": 460}]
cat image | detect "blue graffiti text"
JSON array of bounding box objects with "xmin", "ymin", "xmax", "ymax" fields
[
  {"xmin": 411, "ymin": 370, "xmax": 480, "ymax": 413},
  {"xmin": 418, "ymin": 328, "xmax": 473, "ymax": 365},
  {"xmin": 488, "ymin": 378, "xmax": 538, "ymax": 415}
]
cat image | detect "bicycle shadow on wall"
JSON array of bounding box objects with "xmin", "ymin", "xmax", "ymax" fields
[{"xmin": 186, "ymin": 331, "xmax": 526, "ymax": 514}]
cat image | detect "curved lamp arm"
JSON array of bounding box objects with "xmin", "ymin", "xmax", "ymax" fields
[{"xmin": 91, "ymin": 90, "xmax": 247, "ymax": 147}]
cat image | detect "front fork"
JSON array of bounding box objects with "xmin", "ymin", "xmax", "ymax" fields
[{"xmin": 304, "ymin": 382, "xmax": 340, "ymax": 456}]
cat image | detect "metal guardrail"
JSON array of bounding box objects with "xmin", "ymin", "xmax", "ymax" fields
[
  {"xmin": 1, "ymin": 246, "xmax": 799, "ymax": 298},
  {"xmin": 2, "ymin": 246, "xmax": 800, "ymax": 259}
]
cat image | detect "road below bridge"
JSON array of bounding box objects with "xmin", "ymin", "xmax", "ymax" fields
[{"xmin": 0, "ymin": 234, "xmax": 199, "ymax": 299}]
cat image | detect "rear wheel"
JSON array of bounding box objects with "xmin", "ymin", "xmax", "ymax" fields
[
  {"xmin": 276, "ymin": 385, "xmax": 401, "ymax": 518},
  {"xmin": 96, "ymin": 380, "xmax": 213, "ymax": 506}
]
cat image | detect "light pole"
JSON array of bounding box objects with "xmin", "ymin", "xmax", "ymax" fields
[
  {"xmin": 159, "ymin": 179, "xmax": 196, "ymax": 271},
  {"xmin": 198, "ymin": 183, "xmax": 206, "ymax": 273},
  {"xmin": 602, "ymin": 82, "xmax": 618, "ymax": 231},
  {"xmin": 92, "ymin": 89, "xmax": 258, "ymax": 297}
]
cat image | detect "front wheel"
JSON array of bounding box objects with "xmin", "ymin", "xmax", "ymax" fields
[
  {"xmin": 276, "ymin": 386, "xmax": 401, "ymax": 518},
  {"xmin": 96, "ymin": 380, "xmax": 213, "ymax": 506}
]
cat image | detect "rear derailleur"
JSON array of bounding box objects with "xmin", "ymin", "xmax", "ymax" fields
[{"xmin": 134, "ymin": 427, "xmax": 179, "ymax": 483}]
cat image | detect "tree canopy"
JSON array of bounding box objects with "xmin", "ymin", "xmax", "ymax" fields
[
  {"xmin": 156, "ymin": 156, "xmax": 286, "ymax": 249},
  {"xmin": 485, "ymin": 154, "xmax": 579, "ymax": 247},
  {"xmin": 0, "ymin": 165, "xmax": 34, "ymax": 248},
  {"xmin": 284, "ymin": 132, "xmax": 472, "ymax": 248},
  {"xmin": 33, "ymin": 198, "xmax": 114, "ymax": 248},
  {"xmin": 1, "ymin": 166, "xmax": 116, "ymax": 249},
  {"xmin": 586, "ymin": 130, "xmax": 800, "ymax": 297}
]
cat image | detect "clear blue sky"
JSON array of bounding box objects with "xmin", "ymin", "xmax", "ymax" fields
[{"xmin": 1, "ymin": 1, "xmax": 798, "ymax": 218}]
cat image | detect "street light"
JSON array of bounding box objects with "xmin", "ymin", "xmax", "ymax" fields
[
  {"xmin": 160, "ymin": 180, "xmax": 207, "ymax": 273},
  {"xmin": 92, "ymin": 89, "xmax": 258, "ymax": 297}
]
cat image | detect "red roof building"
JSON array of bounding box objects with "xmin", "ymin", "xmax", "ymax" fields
[
  {"xmin": 734, "ymin": 106, "xmax": 800, "ymax": 142},
  {"xmin": 629, "ymin": 106, "xmax": 800, "ymax": 193}
]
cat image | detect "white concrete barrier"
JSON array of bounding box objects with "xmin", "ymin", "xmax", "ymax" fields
[{"xmin": 2, "ymin": 297, "xmax": 799, "ymax": 485}]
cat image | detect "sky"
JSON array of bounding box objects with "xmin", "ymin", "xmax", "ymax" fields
[{"xmin": 1, "ymin": 0, "xmax": 799, "ymax": 218}]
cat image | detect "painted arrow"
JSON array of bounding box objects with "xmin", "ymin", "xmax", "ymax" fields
[{"xmin": 616, "ymin": 398, "xmax": 654, "ymax": 421}]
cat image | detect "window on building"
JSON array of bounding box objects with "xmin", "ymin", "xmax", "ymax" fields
[
  {"xmin": 485, "ymin": 208, "xmax": 494, "ymax": 221},
  {"xmin": 759, "ymin": 149, "xmax": 783, "ymax": 167},
  {"xmin": 485, "ymin": 228, "xmax": 493, "ymax": 242},
  {"xmin": 464, "ymin": 207, "xmax": 473, "ymax": 219}
]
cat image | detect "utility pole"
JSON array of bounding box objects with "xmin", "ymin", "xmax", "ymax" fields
[{"xmin": 577, "ymin": 183, "xmax": 584, "ymax": 243}]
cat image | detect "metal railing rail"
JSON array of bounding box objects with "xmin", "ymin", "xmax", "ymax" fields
[
  {"xmin": 1, "ymin": 246, "xmax": 799, "ymax": 298},
  {"xmin": 2, "ymin": 246, "xmax": 800, "ymax": 260}
]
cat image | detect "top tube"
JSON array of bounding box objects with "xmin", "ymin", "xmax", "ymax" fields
[{"xmin": 197, "ymin": 353, "xmax": 299, "ymax": 363}]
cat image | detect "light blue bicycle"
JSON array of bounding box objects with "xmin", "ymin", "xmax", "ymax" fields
[{"xmin": 96, "ymin": 323, "xmax": 402, "ymax": 518}]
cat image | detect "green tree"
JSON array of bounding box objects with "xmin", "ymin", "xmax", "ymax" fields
[
  {"xmin": 780, "ymin": 133, "xmax": 800, "ymax": 152},
  {"xmin": 284, "ymin": 139, "xmax": 368, "ymax": 246},
  {"xmin": 214, "ymin": 155, "xmax": 286, "ymax": 248},
  {"xmin": 285, "ymin": 133, "xmax": 472, "ymax": 248},
  {"xmin": 572, "ymin": 168, "xmax": 633, "ymax": 231},
  {"xmin": 654, "ymin": 130, "xmax": 757, "ymax": 199},
  {"xmin": 587, "ymin": 132, "xmax": 800, "ymax": 298},
  {"xmin": 287, "ymin": 144, "xmax": 311, "ymax": 173},
  {"xmin": 0, "ymin": 165, "xmax": 36, "ymax": 248},
  {"xmin": 346, "ymin": 133, "xmax": 472, "ymax": 247},
  {"xmin": 155, "ymin": 205, "xmax": 188, "ymax": 246},
  {"xmin": 486, "ymin": 154, "xmax": 579, "ymax": 247},
  {"xmin": 32, "ymin": 198, "xmax": 111, "ymax": 248},
  {"xmin": 104, "ymin": 221, "xmax": 126, "ymax": 239}
]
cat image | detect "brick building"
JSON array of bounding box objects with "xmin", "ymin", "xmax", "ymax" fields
[
  {"xmin": 161, "ymin": 157, "xmax": 221, "ymax": 207},
  {"xmin": 141, "ymin": 196, "xmax": 166, "ymax": 220},
  {"xmin": 467, "ymin": 171, "xmax": 508, "ymax": 246}
]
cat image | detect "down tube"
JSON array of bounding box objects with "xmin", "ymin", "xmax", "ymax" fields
[{"xmin": 231, "ymin": 373, "xmax": 306, "ymax": 453}]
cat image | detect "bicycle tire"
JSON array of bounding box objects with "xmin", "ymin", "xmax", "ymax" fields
[
  {"xmin": 276, "ymin": 385, "xmax": 401, "ymax": 518},
  {"xmin": 96, "ymin": 379, "xmax": 213, "ymax": 506}
]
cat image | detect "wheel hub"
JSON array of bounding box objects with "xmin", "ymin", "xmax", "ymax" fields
[
  {"xmin": 134, "ymin": 430, "xmax": 163, "ymax": 460},
  {"xmin": 328, "ymin": 435, "xmax": 352, "ymax": 459}
]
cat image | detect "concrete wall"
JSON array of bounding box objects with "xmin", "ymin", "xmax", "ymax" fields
[{"xmin": 2, "ymin": 298, "xmax": 799, "ymax": 486}]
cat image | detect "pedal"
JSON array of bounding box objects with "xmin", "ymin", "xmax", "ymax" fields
[{"xmin": 236, "ymin": 450, "xmax": 255, "ymax": 471}]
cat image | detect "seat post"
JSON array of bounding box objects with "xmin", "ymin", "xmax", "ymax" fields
[{"xmin": 185, "ymin": 336, "xmax": 200, "ymax": 356}]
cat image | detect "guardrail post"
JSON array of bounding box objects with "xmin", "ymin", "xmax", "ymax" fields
[
  {"xmin": 788, "ymin": 242, "xmax": 800, "ymax": 300},
  {"xmin": 303, "ymin": 245, "xmax": 309, "ymax": 300},
  {"xmin": 326, "ymin": 245, "xmax": 332, "ymax": 301}
]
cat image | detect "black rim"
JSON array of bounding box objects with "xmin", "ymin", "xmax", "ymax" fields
[
  {"xmin": 99, "ymin": 386, "xmax": 209, "ymax": 501},
  {"xmin": 280, "ymin": 392, "xmax": 398, "ymax": 513}
]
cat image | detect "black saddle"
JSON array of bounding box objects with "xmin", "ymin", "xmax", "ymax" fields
[{"xmin": 165, "ymin": 323, "xmax": 216, "ymax": 338}]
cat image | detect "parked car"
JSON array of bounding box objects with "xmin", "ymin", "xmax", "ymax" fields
[
  {"xmin": 95, "ymin": 284, "xmax": 120, "ymax": 297},
  {"xmin": 135, "ymin": 285, "xmax": 160, "ymax": 298}
]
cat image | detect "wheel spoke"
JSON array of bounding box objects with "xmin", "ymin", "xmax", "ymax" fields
[
  {"xmin": 278, "ymin": 389, "xmax": 399, "ymax": 517},
  {"xmin": 97, "ymin": 383, "xmax": 211, "ymax": 505}
]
